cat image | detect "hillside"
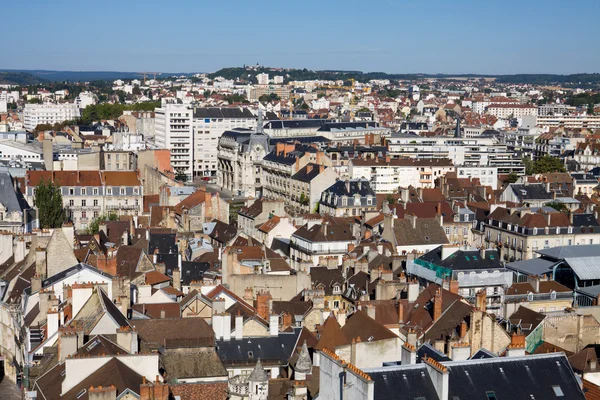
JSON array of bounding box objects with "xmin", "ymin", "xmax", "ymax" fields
[{"xmin": 0, "ymin": 72, "xmax": 47, "ymax": 85}]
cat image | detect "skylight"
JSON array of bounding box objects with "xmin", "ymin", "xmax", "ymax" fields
[
  {"xmin": 552, "ymin": 386, "xmax": 564, "ymax": 397},
  {"xmin": 486, "ymin": 392, "xmax": 497, "ymax": 400}
]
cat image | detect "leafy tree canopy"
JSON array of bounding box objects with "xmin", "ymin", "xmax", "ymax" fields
[
  {"xmin": 87, "ymin": 213, "xmax": 119, "ymax": 234},
  {"xmin": 524, "ymin": 155, "xmax": 566, "ymax": 175},
  {"xmin": 35, "ymin": 179, "xmax": 65, "ymax": 228}
]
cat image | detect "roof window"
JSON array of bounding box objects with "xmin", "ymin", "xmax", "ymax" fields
[
  {"xmin": 486, "ymin": 392, "xmax": 498, "ymax": 400},
  {"xmin": 552, "ymin": 385, "xmax": 564, "ymax": 397}
]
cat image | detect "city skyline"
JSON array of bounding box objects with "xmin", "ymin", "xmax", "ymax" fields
[{"xmin": 5, "ymin": 0, "xmax": 600, "ymax": 74}]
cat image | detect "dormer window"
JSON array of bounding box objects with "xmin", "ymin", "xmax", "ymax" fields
[
  {"xmin": 527, "ymin": 292, "xmax": 534, "ymax": 301},
  {"xmin": 333, "ymin": 284, "xmax": 341, "ymax": 294},
  {"xmin": 556, "ymin": 227, "xmax": 560, "ymax": 234},
  {"xmin": 550, "ymin": 291, "xmax": 557, "ymax": 300},
  {"xmin": 533, "ymin": 228, "xmax": 538, "ymax": 235},
  {"xmin": 568, "ymin": 227, "xmax": 573, "ymax": 234},
  {"xmin": 507, "ymin": 224, "xmax": 512, "ymax": 231},
  {"xmin": 341, "ymin": 196, "xmax": 348, "ymax": 207}
]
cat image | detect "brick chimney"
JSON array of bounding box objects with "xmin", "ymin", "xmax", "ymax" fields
[
  {"xmin": 449, "ymin": 280, "xmax": 459, "ymax": 295},
  {"xmin": 255, "ymin": 291, "xmax": 272, "ymax": 320},
  {"xmin": 139, "ymin": 376, "xmax": 169, "ymax": 400},
  {"xmin": 433, "ymin": 288, "xmax": 443, "ymax": 321},
  {"xmin": 459, "ymin": 320, "xmax": 467, "ymax": 339},
  {"xmin": 475, "ymin": 289, "xmax": 487, "ymax": 311},
  {"xmin": 97, "ymin": 248, "xmax": 117, "ymax": 276}
]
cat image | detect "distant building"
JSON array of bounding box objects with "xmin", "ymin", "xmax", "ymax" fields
[{"xmin": 23, "ymin": 103, "xmax": 80, "ymax": 131}]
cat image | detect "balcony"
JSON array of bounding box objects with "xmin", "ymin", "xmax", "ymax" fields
[{"xmin": 106, "ymin": 205, "xmax": 139, "ymax": 210}]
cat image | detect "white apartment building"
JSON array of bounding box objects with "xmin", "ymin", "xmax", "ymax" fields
[
  {"xmin": 455, "ymin": 166, "xmax": 498, "ymax": 190},
  {"xmin": 348, "ymin": 157, "xmax": 455, "ymax": 193},
  {"xmin": 257, "ymin": 73, "xmax": 269, "ymax": 85},
  {"xmin": 538, "ymin": 104, "xmax": 576, "ymax": 116},
  {"xmin": 485, "ymin": 104, "xmax": 538, "ymax": 119},
  {"xmin": 75, "ymin": 91, "xmax": 97, "ymax": 109},
  {"xmin": 537, "ymin": 114, "xmax": 600, "ymax": 130},
  {"xmin": 0, "ymin": 141, "xmax": 44, "ymax": 165},
  {"xmin": 154, "ymin": 104, "xmax": 194, "ymax": 179},
  {"xmin": 387, "ymin": 134, "xmax": 525, "ymax": 175},
  {"xmin": 273, "ymin": 76, "xmax": 284, "ymax": 84},
  {"xmin": 23, "ymin": 103, "xmax": 80, "ymax": 131},
  {"xmin": 192, "ymin": 108, "xmax": 256, "ymax": 177}
]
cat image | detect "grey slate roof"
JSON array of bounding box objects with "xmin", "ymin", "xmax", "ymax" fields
[
  {"xmin": 215, "ymin": 329, "xmax": 301, "ymax": 367},
  {"xmin": 193, "ymin": 107, "xmax": 255, "ymax": 119},
  {"xmin": 0, "ymin": 172, "xmax": 24, "ymax": 213},
  {"xmin": 506, "ymin": 258, "xmax": 558, "ymax": 277},
  {"xmin": 509, "ymin": 183, "xmax": 553, "ymax": 200},
  {"xmin": 536, "ymin": 244, "xmax": 600, "ymax": 260},
  {"xmin": 419, "ymin": 247, "xmax": 502, "ymax": 271},
  {"xmin": 248, "ymin": 359, "xmax": 269, "ymax": 382},
  {"xmin": 367, "ymin": 364, "xmax": 439, "ymax": 400}
]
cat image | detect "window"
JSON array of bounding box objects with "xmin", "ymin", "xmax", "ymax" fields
[
  {"xmin": 568, "ymin": 226, "xmax": 573, "ymax": 234},
  {"xmin": 69, "ymin": 188, "xmax": 74, "ymax": 195},
  {"xmin": 81, "ymin": 211, "xmax": 86, "ymax": 219},
  {"xmin": 445, "ymin": 227, "xmax": 451, "ymax": 235},
  {"xmin": 133, "ymin": 188, "xmax": 139, "ymax": 195},
  {"xmin": 527, "ymin": 292, "xmax": 534, "ymax": 301},
  {"xmin": 485, "ymin": 392, "xmax": 497, "ymax": 400},
  {"xmin": 120, "ymin": 187, "xmax": 126, "ymax": 195},
  {"xmin": 81, "ymin": 200, "xmax": 86, "ymax": 207},
  {"xmin": 533, "ymin": 228, "xmax": 538, "ymax": 235},
  {"xmin": 552, "ymin": 385, "xmax": 564, "ymax": 397},
  {"xmin": 107, "ymin": 188, "xmax": 112, "ymax": 195},
  {"xmin": 81, "ymin": 188, "xmax": 86, "ymax": 195},
  {"xmin": 93, "ymin": 188, "xmax": 98, "ymax": 195},
  {"xmin": 94, "ymin": 211, "xmax": 99, "ymax": 218},
  {"xmin": 556, "ymin": 227, "xmax": 560, "ymax": 234},
  {"xmin": 93, "ymin": 199, "xmax": 98, "ymax": 207},
  {"xmin": 550, "ymin": 291, "xmax": 557, "ymax": 300},
  {"xmin": 69, "ymin": 200, "xmax": 74, "ymax": 207}
]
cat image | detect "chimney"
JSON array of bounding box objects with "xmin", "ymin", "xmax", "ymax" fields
[
  {"xmin": 475, "ymin": 289, "xmax": 487, "ymax": 311},
  {"xmin": 459, "ymin": 321, "xmax": 467, "ymax": 339},
  {"xmin": 451, "ymin": 342, "xmax": 471, "ymax": 361},
  {"xmin": 401, "ymin": 343, "xmax": 417, "ymax": 365},
  {"xmin": 408, "ymin": 214, "xmax": 417, "ymax": 229},
  {"xmin": 336, "ymin": 310, "xmax": 347, "ymax": 327},
  {"xmin": 212, "ymin": 298, "xmax": 226, "ymax": 315},
  {"xmin": 345, "ymin": 181, "xmax": 350, "ymax": 193},
  {"xmin": 88, "ymin": 385, "xmax": 117, "ymax": 400},
  {"xmin": 407, "ymin": 282, "xmax": 419, "ymax": 303},
  {"xmin": 14, "ymin": 238, "xmax": 26, "ymax": 263},
  {"xmin": 223, "ymin": 313, "xmax": 231, "ymax": 341},
  {"xmin": 506, "ymin": 333, "xmax": 526, "ymax": 357},
  {"xmin": 58, "ymin": 326, "xmax": 84, "ymax": 362},
  {"xmin": 407, "ymin": 328, "xmax": 417, "ymax": 347},
  {"xmin": 235, "ymin": 313, "xmax": 243, "ymax": 340},
  {"xmin": 270, "ymin": 314, "xmax": 279, "ymax": 337},
  {"xmin": 424, "ymin": 357, "xmax": 449, "ymax": 400},
  {"xmin": 43, "ymin": 138, "xmax": 53, "ymax": 171},
  {"xmin": 449, "ymin": 280, "xmax": 459, "ymax": 295},
  {"xmin": 569, "ymin": 211, "xmax": 574, "ymax": 225},
  {"xmin": 433, "ymin": 288, "xmax": 443, "ymax": 321},
  {"xmin": 256, "ymin": 291, "xmax": 272, "ymax": 320},
  {"xmin": 31, "ymin": 275, "xmax": 42, "ymax": 294},
  {"xmin": 160, "ymin": 309, "xmax": 166, "ymax": 319},
  {"xmin": 116, "ymin": 326, "xmax": 138, "ymax": 354},
  {"xmin": 398, "ymin": 301, "xmax": 404, "ymax": 323},
  {"xmin": 366, "ymin": 304, "xmax": 376, "ymax": 321},
  {"xmin": 139, "ymin": 377, "xmax": 169, "ymax": 400},
  {"xmin": 47, "ymin": 308, "xmax": 60, "ymax": 338},
  {"xmin": 172, "ymin": 267, "xmax": 181, "ymax": 291}
]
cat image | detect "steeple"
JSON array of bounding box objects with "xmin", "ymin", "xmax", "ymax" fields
[
  {"xmin": 248, "ymin": 358, "xmax": 269, "ymax": 400},
  {"xmin": 249, "ymin": 358, "xmax": 269, "ymax": 382},
  {"xmin": 455, "ymin": 117, "xmax": 462, "ymax": 138}
]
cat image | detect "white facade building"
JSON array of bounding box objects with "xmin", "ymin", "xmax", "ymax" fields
[
  {"xmin": 23, "ymin": 103, "xmax": 80, "ymax": 131},
  {"xmin": 257, "ymin": 73, "xmax": 269, "ymax": 85},
  {"xmin": 455, "ymin": 166, "xmax": 498, "ymax": 190},
  {"xmin": 154, "ymin": 104, "xmax": 194, "ymax": 179},
  {"xmin": 75, "ymin": 91, "xmax": 97, "ymax": 109},
  {"xmin": 387, "ymin": 134, "xmax": 524, "ymax": 175}
]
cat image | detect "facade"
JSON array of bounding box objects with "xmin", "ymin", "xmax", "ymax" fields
[
  {"xmin": 192, "ymin": 107, "xmax": 256, "ymax": 177},
  {"xmin": 349, "ymin": 157, "xmax": 455, "ymax": 192},
  {"xmin": 316, "ymin": 122, "xmax": 389, "ymax": 144},
  {"xmin": 102, "ymin": 150, "xmax": 136, "ymax": 171},
  {"xmin": 289, "ymin": 164, "xmax": 338, "ymax": 213},
  {"xmin": 23, "ymin": 103, "xmax": 80, "ymax": 131},
  {"xmin": 217, "ymin": 127, "xmax": 269, "ymax": 197},
  {"xmin": 290, "ymin": 221, "xmax": 354, "ymax": 268},
  {"xmin": 537, "ymin": 114, "xmax": 600, "ymax": 129},
  {"xmin": 482, "ymin": 207, "xmax": 600, "ymax": 262},
  {"xmin": 485, "ymin": 104, "xmax": 537, "ymax": 119},
  {"xmin": 319, "ymin": 179, "xmax": 377, "ymax": 217},
  {"xmin": 25, "ymin": 170, "xmax": 143, "ymax": 230},
  {"xmin": 154, "ymin": 103, "xmax": 193, "ymax": 179},
  {"xmin": 387, "ymin": 134, "xmax": 525, "ymax": 175}
]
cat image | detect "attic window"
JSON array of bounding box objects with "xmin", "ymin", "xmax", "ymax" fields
[
  {"xmin": 485, "ymin": 392, "xmax": 498, "ymax": 400},
  {"xmin": 552, "ymin": 385, "xmax": 564, "ymax": 397}
]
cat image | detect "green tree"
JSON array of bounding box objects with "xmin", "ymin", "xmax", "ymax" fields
[
  {"xmin": 507, "ymin": 172, "xmax": 519, "ymax": 183},
  {"xmin": 35, "ymin": 179, "xmax": 66, "ymax": 228},
  {"xmin": 545, "ymin": 201, "xmax": 568, "ymax": 213},
  {"xmin": 175, "ymin": 170, "xmax": 188, "ymax": 182},
  {"xmin": 86, "ymin": 213, "xmax": 119, "ymax": 234},
  {"xmin": 386, "ymin": 194, "xmax": 396, "ymax": 205},
  {"xmin": 299, "ymin": 192, "xmax": 309, "ymax": 206},
  {"xmin": 525, "ymin": 155, "xmax": 566, "ymax": 174}
]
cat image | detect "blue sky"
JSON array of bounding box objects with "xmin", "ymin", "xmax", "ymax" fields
[{"xmin": 5, "ymin": 0, "xmax": 600, "ymax": 74}]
